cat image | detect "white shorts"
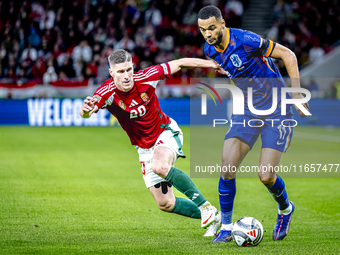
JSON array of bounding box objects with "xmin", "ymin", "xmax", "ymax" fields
[{"xmin": 136, "ymin": 118, "xmax": 185, "ymax": 188}]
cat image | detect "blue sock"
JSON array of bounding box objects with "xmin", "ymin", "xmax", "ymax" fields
[
  {"xmin": 219, "ymin": 177, "xmax": 236, "ymax": 225},
  {"xmin": 267, "ymin": 175, "xmax": 290, "ymax": 210}
]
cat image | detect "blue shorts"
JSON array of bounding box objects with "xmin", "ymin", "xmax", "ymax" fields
[{"xmin": 225, "ymin": 115, "xmax": 294, "ymax": 152}]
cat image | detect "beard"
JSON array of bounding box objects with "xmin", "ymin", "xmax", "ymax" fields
[{"xmin": 212, "ymin": 32, "xmax": 223, "ymax": 46}]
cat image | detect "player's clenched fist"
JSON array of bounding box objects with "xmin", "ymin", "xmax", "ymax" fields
[{"xmin": 80, "ymin": 96, "xmax": 99, "ymax": 118}]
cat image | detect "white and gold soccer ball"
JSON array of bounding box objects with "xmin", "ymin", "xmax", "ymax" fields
[{"xmin": 231, "ymin": 217, "xmax": 264, "ymax": 247}]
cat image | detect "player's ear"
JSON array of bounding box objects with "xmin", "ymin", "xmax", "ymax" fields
[
  {"xmin": 109, "ymin": 68, "xmax": 114, "ymax": 78},
  {"xmin": 221, "ymin": 19, "xmax": 226, "ymax": 27}
]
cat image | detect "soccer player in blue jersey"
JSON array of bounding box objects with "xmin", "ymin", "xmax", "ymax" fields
[{"xmin": 197, "ymin": 6, "xmax": 309, "ymax": 242}]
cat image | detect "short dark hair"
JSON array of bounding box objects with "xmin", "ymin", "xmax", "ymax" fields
[
  {"xmin": 108, "ymin": 49, "xmax": 132, "ymax": 67},
  {"xmin": 198, "ymin": 5, "xmax": 222, "ymax": 20}
]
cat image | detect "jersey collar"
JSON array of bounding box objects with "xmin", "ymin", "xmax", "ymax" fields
[{"xmin": 214, "ymin": 27, "xmax": 230, "ymax": 53}]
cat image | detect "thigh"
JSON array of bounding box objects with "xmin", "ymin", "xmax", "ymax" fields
[
  {"xmin": 153, "ymin": 146, "xmax": 175, "ymax": 170},
  {"xmin": 137, "ymin": 147, "xmax": 165, "ymax": 188},
  {"xmin": 225, "ymin": 115, "xmax": 262, "ymax": 150},
  {"xmin": 222, "ymin": 137, "xmax": 251, "ymax": 179},
  {"xmin": 261, "ymin": 119, "xmax": 294, "ymax": 153}
]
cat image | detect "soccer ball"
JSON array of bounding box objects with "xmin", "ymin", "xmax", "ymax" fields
[{"xmin": 231, "ymin": 217, "xmax": 264, "ymax": 247}]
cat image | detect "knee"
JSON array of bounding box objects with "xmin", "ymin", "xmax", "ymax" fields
[
  {"xmin": 260, "ymin": 177, "xmax": 276, "ymax": 187},
  {"xmin": 152, "ymin": 162, "xmax": 171, "ymax": 178},
  {"xmin": 157, "ymin": 198, "xmax": 175, "ymax": 212},
  {"xmin": 221, "ymin": 162, "xmax": 237, "ymax": 180}
]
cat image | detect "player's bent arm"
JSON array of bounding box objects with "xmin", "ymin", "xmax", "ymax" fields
[
  {"xmin": 270, "ymin": 44, "xmax": 299, "ymax": 86},
  {"xmin": 167, "ymin": 58, "xmax": 225, "ymax": 75},
  {"xmin": 270, "ymin": 43, "xmax": 309, "ymax": 117}
]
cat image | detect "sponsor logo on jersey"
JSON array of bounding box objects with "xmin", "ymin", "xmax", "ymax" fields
[
  {"xmin": 119, "ymin": 100, "xmax": 126, "ymax": 110},
  {"xmin": 105, "ymin": 93, "xmax": 114, "ymax": 106},
  {"xmin": 230, "ymin": 54, "xmax": 242, "ymax": 67},
  {"xmin": 129, "ymin": 99, "xmax": 138, "ymax": 108},
  {"xmin": 141, "ymin": 93, "xmax": 149, "ymax": 102}
]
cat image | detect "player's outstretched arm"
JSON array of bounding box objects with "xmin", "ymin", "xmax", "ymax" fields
[
  {"xmin": 270, "ymin": 43, "xmax": 309, "ymax": 118},
  {"xmin": 80, "ymin": 96, "xmax": 99, "ymax": 118},
  {"xmin": 167, "ymin": 58, "xmax": 227, "ymax": 75}
]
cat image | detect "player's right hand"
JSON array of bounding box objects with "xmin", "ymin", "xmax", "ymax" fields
[{"xmin": 82, "ymin": 96, "xmax": 98, "ymax": 113}]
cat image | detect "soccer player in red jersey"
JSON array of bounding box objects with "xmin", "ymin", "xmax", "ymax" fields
[{"xmin": 80, "ymin": 49, "xmax": 226, "ymax": 236}]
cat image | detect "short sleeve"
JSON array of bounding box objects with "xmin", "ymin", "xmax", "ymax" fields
[
  {"xmin": 242, "ymin": 30, "xmax": 276, "ymax": 57},
  {"xmin": 92, "ymin": 83, "xmax": 113, "ymax": 109},
  {"xmin": 133, "ymin": 63, "xmax": 171, "ymax": 88}
]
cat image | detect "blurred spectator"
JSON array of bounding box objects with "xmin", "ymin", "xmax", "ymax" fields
[
  {"xmin": 58, "ymin": 71, "xmax": 68, "ymax": 81},
  {"xmin": 85, "ymin": 55, "xmax": 99, "ymax": 79},
  {"xmin": 182, "ymin": 2, "xmax": 198, "ymax": 25},
  {"xmin": 40, "ymin": 6, "xmax": 55, "ymax": 30},
  {"xmin": 59, "ymin": 55, "xmax": 75, "ymax": 78},
  {"xmin": 308, "ymin": 79, "xmax": 319, "ymax": 92},
  {"xmin": 31, "ymin": 58, "xmax": 46, "ymax": 79},
  {"xmin": 114, "ymin": 31, "xmax": 136, "ymax": 51},
  {"xmin": 271, "ymin": 0, "xmax": 340, "ymax": 69},
  {"xmin": 224, "ymin": 0, "xmax": 244, "ymax": 27},
  {"xmin": 97, "ymin": 57, "xmax": 110, "ymax": 84},
  {"xmin": 43, "ymin": 60, "xmax": 58, "ymax": 85},
  {"xmin": 21, "ymin": 43, "xmax": 37, "ymax": 63},
  {"xmin": 27, "ymin": 27, "xmax": 41, "ymax": 48},
  {"xmin": 308, "ymin": 41, "xmax": 325, "ymax": 64},
  {"xmin": 72, "ymin": 40, "xmax": 92, "ymax": 65},
  {"xmin": 145, "ymin": 3, "xmax": 162, "ymax": 27},
  {"xmin": 0, "ymin": 0, "xmax": 337, "ymax": 93}
]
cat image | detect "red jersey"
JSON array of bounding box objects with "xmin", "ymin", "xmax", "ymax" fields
[{"xmin": 93, "ymin": 63, "xmax": 172, "ymax": 149}]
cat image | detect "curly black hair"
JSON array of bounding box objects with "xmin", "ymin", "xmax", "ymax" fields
[{"xmin": 197, "ymin": 5, "xmax": 222, "ymax": 20}]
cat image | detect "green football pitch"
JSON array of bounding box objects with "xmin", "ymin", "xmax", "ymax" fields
[{"xmin": 0, "ymin": 126, "xmax": 339, "ymax": 254}]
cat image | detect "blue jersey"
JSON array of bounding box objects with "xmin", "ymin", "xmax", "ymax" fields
[{"xmin": 204, "ymin": 28, "xmax": 293, "ymax": 117}]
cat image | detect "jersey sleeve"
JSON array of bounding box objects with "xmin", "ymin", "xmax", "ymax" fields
[
  {"xmin": 134, "ymin": 63, "xmax": 171, "ymax": 88},
  {"xmin": 92, "ymin": 84, "xmax": 111, "ymax": 109},
  {"xmin": 242, "ymin": 30, "xmax": 276, "ymax": 57}
]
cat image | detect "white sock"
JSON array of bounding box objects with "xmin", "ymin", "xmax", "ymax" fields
[
  {"xmin": 279, "ymin": 203, "xmax": 292, "ymax": 215},
  {"xmin": 221, "ymin": 223, "xmax": 233, "ymax": 231}
]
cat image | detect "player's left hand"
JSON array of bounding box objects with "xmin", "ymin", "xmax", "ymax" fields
[
  {"xmin": 212, "ymin": 60, "xmax": 228, "ymax": 76},
  {"xmin": 292, "ymin": 93, "xmax": 309, "ymax": 118}
]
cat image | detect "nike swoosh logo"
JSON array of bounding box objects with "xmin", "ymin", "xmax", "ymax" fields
[
  {"xmin": 203, "ymin": 213, "xmax": 213, "ymax": 225},
  {"xmin": 219, "ymin": 193, "xmax": 229, "ymax": 196},
  {"xmin": 277, "ymin": 141, "xmax": 284, "ymax": 145}
]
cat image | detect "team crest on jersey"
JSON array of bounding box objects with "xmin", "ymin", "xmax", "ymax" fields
[
  {"xmin": 118, "ymin": 100, "xmax": 126, "ymax": 110},
  {"xmin": 230, "ymin": 54, "xmax": 242, "ymax": 68},
  {"xmin": 141, "ymin": 93, "xmax": 149, "ymax": 102}
]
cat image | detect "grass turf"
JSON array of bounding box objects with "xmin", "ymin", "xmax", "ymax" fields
[{"xmin": 0, "ymin": 126, "xmax": 339, "ymax": 254}]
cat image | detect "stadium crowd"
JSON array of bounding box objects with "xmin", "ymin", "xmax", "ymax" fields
[
  {"xmin": 0, "ymin": 0, "xmax": 339, "ymax": 96},
  {"xmin": 268, "ymin": 0, "xmax": 340, "ymax": 76}
]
